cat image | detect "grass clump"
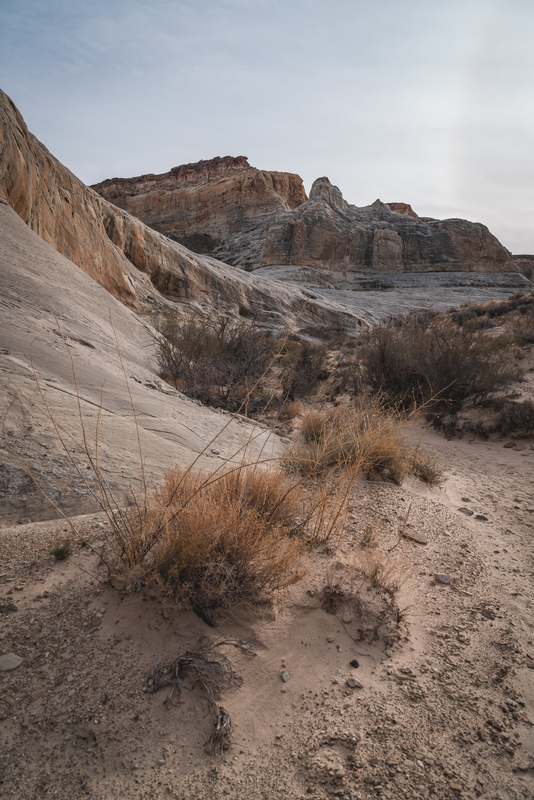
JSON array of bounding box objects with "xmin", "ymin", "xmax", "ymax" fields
[
  {"xmin": 50, "ymin": 534, "xmax": 73, "ymax": 560},
  {"xmin": 111, "ymin": 464, "xmax": 308, "ymax": 611},
  {"xmin": 283, "ymin": 398, "xmax": 410, "ymax": 482}
]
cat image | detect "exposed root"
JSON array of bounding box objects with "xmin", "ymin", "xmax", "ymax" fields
[{"xmin": 146, "ymin": 637, "xmax": 255, "ymax": 754}]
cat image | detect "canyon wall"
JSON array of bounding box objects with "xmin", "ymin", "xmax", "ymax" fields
[{"xmin": 94, "ymin": 162, "xmax": 516, "ymax": 275}]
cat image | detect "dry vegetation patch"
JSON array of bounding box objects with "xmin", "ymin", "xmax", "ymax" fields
[{"xmin": 109, "ymin": 465, "xmax": 308, "ymax": 612}]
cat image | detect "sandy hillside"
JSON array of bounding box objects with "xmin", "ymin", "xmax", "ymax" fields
[{"xmin": 1, "ymin": 417, "xmax": 533, "ymax": 800}]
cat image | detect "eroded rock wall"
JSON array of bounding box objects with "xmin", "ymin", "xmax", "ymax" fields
[
  {"xmin": 0, "ymin": 90, "xmax": 364, "ymax": 335},
  {"xmin": 94, "ymin": 161, "xmax": 516, "ymax": 275}
]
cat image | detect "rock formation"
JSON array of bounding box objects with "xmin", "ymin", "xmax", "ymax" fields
[
  {"xmin": 513, "ymin": 254, "xmax": 534, "ymax": 281},
  {"xmin": 0, "ymin": 90, "xmax": 363, "ymax": 335},
  {"xmin": 94, "ymin": 162, "xmax": 517, "ymax": 275}
]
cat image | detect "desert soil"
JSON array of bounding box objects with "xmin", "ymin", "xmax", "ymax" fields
[{"xmin": 1, "ymin": 421, "xmax": 533, "ymax": 800}]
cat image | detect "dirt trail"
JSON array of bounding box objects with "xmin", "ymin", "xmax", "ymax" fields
[{"xmin": 1, "ymin": 423, "xmax": 533, "ymax": 800}]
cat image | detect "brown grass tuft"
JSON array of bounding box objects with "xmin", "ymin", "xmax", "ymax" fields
[
  {"xmin": 284, "ymin": 398, "xmax": 410, "ymax": 482},
  {"xmin": 110, "ymin": 465, "xmax": 308, "ymax": 611}
]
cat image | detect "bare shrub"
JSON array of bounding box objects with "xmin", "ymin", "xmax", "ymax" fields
[
  {"xmin": 156, "ymin": 311, "xmax": 278, "ymax": 413},
  {"xmin": 280, "ymin": 338, "xmax": 327, "ymax": 400},
  {"xmin": 353, "ymin": 311, "xmax": 521, "ymax": 412},
  {"xmin": 495, "ymin": 399, "xmax": 534, "ymax": 435}
]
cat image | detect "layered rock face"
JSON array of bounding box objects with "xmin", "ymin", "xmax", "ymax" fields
[
  {"xmin": 94, "ymin": 162, "xmax": 516, "ymax": 274},
  {"xmin": 94, "ymin": 156, "xmax": 307, "ymax": 265},
  {"xmin": 0, "ymin": 90, "xmax": 363, "ymax": 334},
  {"xmin": 513, "ymin": 254, "xmax": 534, "ymax": 281}
]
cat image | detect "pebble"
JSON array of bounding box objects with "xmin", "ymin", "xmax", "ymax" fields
[
  {"xmin": 475, "ymin": 514, "xmax": 488, "ymax": 521},
  {"xmin": 109, "ymin": 574, "xmax": 127, "ymax": 592},
  {"xmin": 403, "ymin": 530, "xmax": 428, "ymax": 544},
  {"xmin": 346, "ymin": 677, "xmax": 363, "ymax": 689},
  {"xmin": 435, "ymin": 573, "xmax": 452, "ymax": 585},
  {"xmin": 458, "ymin": 507, "xmax": 473, "ymax": 516},
  {"xmin": 281, "ymin": 671, "xmax": 290, "ymax": 682},
  {"xmin": 327, "ymin": 636, "xmax": 335, "ymax": 643},
  {"xmin": 0, "ymin": 652, "xmax": 23, "ymax": 671},
  {"xmin": 503, "ymin": 441, "xmax": 516, "ymax": 448},
  {"xmin": 342, "ymin": 613, "xmax": 353, "ymax": 624}
]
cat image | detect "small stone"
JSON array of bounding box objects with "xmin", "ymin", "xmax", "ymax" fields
[
  {"xmin": 109, "ymin": 574, "xmax": 127, "ymax": 592},
  {"xmin": 334, "ymin": 767, "xmax": 346, "ymax": 778},
  {"xmin": 514, "ymin": 444, "xmax": 527, "ymax": 451},
  {"xmin": 435, "ymin": 573, "xmax": 452, "ymax": 585},
  {"xmin": 0, "ymin": 653, "xmax": 23, "ymax": 671},
  {"xmin": 0, "ymin": 603, "xmax": 18, "ymax": 614},
  {"xmin": 458, "ymin": 507, "xmax": 473, "ymax": 516},
  {"xmin": 342, "ymin": 613, "xmax": 353, "ymax": 624},
  {"xmin": 385, "ymin": 648, "xmax": 394, "ymax": 658},
  {"xmin": 5, "ymin": 695, "xmax": 16, "ymax": 706},
  {"xmin": 402, "ymin": 529, "xmax": 428, "ymax": 545},
  {"xmin": 68, "ymin": 688, "xmax": 76, "ymax": 696},
  {"xmin": 350, "ymin": 659, "xmax": 359, "ymax": 668},
  {"xmin": 503, "ymin": 441, "xmax": 516, "ymax": 448},
  {"xmin": 31, "ymin": 688, "xmax": 46, "ymax": 701},
  {"xmin": 327, "ymin": 636, "xmax": 335, "ymax": 643},
  {"xmin": 210, "ymin": 449, "xmax": 220, "ymax": 455},
  {"xmin": 64, "ymin": 733, "xmax": 72, "ymax": 741},
  {"xmin": 474, "ymin": 514, "xmax": 488, "ymax": 521},
  {"xmin": 281, "ymin": 671, "xmax": 290, "ymax": 682},
  {"xmin": 450, "ymin": 782, "xmax": 463, "ymax": 791},
  {"xmin": 346, "ymin": 677, "xmax": 363, "ymax": 689}
]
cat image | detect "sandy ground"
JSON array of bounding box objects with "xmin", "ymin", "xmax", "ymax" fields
[{"xmin": 1, "ymin": 420, "xmax": 533, "ymax": 800}]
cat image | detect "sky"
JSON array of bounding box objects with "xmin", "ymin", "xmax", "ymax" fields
[{"xmin": 1, "ymin": 0, "xmax": 533, "ymax": 253}]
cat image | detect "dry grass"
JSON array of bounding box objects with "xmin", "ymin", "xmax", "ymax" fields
[
  {"xmin": 283, "ymin": 398, "xmax": 410, "ymax": 482},
  {"xmin": 110, "ymin": 465, "xmax": 308, "ymax": 610},
  {"xmin": 408, "ymin": 447, "xmax": 444, "ymax": 487},
  {"xmin": 50, "ymin": 533, "xmax": 73, "ymax": 560}
]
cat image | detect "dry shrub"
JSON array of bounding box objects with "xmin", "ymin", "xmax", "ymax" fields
[
  {"xmin": 156, "ymin": 312, "xmax": 278, "ymax": 413},
  {"xmin": 352, "ymin": 310, "xmax": 521, "ymax": 412},
  {"xmin": 279, "ymin": 338, "xmax": 327, "ymax": 400},
  {"xmin": 284, "ymin": 398, "xmax": 409, "ymax": 482},
  {"xmin": 111, "ymin": 465, "xmax": 307, "ymax": 610},
  {"xmin": 279, "ymin": 400, "xmax": 302, "ymax": 421},
  {"xmin": 494, "ymin": 399, "xmax": 534, "ymax": 435},
  {"xmin": 357, "ymin": 550, "xmax": 409, "ymax": 599}
]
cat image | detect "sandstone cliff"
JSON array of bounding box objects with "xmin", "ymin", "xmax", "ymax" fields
[
  {"xmin": 0, "ymin": 90, "xmax": 363, "ymax": 334},
  {"xmin": 94, "ymin": 163, "xmax": 516, "ymax": 275},
  {"xmin": 95, "ymin": 156, "xmax": 307, "ymax": 258}
]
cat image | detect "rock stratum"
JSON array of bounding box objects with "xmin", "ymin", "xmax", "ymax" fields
[
  {"xmin": 94, "ymin": 157, "xmax": 517, "ymax": 275},
  {"xmin": 0, "ymin": 90, "xmax": 362, "ymax": 335}
]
